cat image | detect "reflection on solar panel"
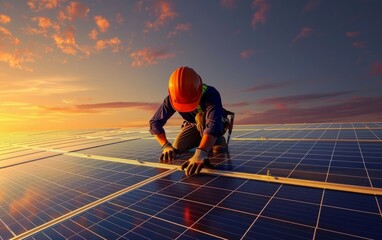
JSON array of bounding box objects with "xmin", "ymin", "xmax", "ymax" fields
[{"xmin": 1, "ymin": 123, "xmax": 381, "ymax": 239}]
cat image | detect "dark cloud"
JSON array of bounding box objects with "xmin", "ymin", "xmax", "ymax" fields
[
  {"xmin": 237, "ymin": 96, "xmax": 382, "ymax": 124},
  {"xmin": 370, "ymin": 61, "xmax": 382, "ymax": 77},
  {"xmin": 242, "ymin": 82, "xmax": 287, "ymax": 92},
  {"xmin": 302, "ymin": 0, "xmax": 320, "ymax": 13},
  {"xmin": 225, "ymin": 101, "xmax": 252, "ymax": 108},
  {"xmin": 258, "ymin": 91, "xmax": 351, "ymax": 105}
]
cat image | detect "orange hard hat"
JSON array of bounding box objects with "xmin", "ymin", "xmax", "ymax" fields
[{"xmin": 168, "ymin": 66, "xmax": 203, "ymax": 112}]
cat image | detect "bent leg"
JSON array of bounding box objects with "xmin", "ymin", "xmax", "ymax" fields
[{"xmin": 173, "ymin": 123, "xmax": 201, "ymax": 153}]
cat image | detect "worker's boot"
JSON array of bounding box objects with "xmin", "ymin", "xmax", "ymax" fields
[{"xmin": 213, "ymin": 136, "xmax": 228, "ymax": 153}]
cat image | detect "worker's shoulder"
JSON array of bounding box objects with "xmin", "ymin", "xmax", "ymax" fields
[
  {"xmin": 202, "ymin": 84, "xmax": 222, "ymax": 102},
  {"xmin": 204, "ymin": 84, "xmax": 220, "ymax": 94}
]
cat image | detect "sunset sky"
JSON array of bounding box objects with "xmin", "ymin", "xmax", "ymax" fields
[{"xmin": 1, "ymin": 0, "xmax": 382, "ymax": 133}]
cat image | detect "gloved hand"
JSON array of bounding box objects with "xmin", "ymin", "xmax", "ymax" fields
[
  {"xmin": 181, "ymin": 148, "xmax": 214, "ymax": 176},
  {"xmin": 160, "ymin": 142, "xmax": 177, "ymax": 163},
  {"xmin": 195, "ymin": 112, "xmax": 205, "ymax": 136}
]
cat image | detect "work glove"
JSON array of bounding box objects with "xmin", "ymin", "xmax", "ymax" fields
[
  {"xmin": 181, "ymin": 148, "xmax": 214, "ymax": 176},
  {"xmin": 195, "ymin": 112, "xmax": 205, "ymax": 136},
  {"xmin": 160, "ymin": 142, "xmax": 177, "ymax": 163}
]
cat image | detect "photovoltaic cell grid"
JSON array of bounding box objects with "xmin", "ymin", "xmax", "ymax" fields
[
  {"xmin": 67, "ymin": 125, "xmax": 382, "ymax": 188},
  {"xmin": 0, "ymin": 123, "xmax": 381, "ymax": 240},
  {"xmin": 24, "ymin": 172, "xmax": 382, "ymax": 240},
  {"xmin": 0, "ymin": 154, "xmax": 169, "ymax": 240}
]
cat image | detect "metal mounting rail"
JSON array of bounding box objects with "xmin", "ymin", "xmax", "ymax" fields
[
  {"xmin": 4, "ymin": 143, "xmax": 382, "ymax": 197},
  {"xmin": 64, "ymin": 152, "xmax": 382, "ymax": 196},
  {"xmin": 202, "ymin": 169, "xmax": 382, "ymax": 196}
]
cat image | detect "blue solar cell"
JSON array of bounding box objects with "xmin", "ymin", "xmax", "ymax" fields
[
  {"xmin": 329, "ymin": 167, "xmax": 368, "ymax": 177},
  {"xmin": 326, "ymin": 174, "xmax": 371, "ymax": 186},
  {"xmin": 275, "ymin": 185, "xmax": 323, "ymax": 204},
  {"xmin": 245, "ymin": 217, "xmax": 314, "ymax": 240},
  {"xmin": 158, "ymin": 182, "xmax": 199, "ymax": 198},
  {"xmin": 185, "ymin": 186, "xmax": 231, "ymax": 205},
  {"xmin": 193, "ymin": 207, "xmax": 256, "ymax": 239},
  {"xmin": 206, "ymin": 176, "xmax": 246, "ymax": 190},
  {"xmin": 314, "ymin": 229, "xmax": 364, "ymax": 240},
  {"xmin": 318, "ymin": 206, "xmax": 382, "ymax": 239},
  {"xmin": 323, "ymin": 190, "xmax": 380, "ymax": 213},
  {"xmin": 178, "ymin": 229, "xmax": 222, "ymax": 240},
  {"xmin": 138, "ymin": 179, "xmax": 174, "ymax": 192},
  {"xmin": 294, "ymin": 164, "xmax": 328, "ymax": 173},
  {"xmin": 88, "ymin": 224, "xmax": 120, "ymax": 239},
  {"xmin": 34, "ymin": 228, "xmax": 65, "ymax": 240},
  {"xmin": 262, "ymin": 198, "xmax": 320, "ymax": 226},
  {"xmin": 0, "ymin": 151, "xmax": 61, "ymax": 168},
  {"xmin": 180, "ymin": 174, "xmax": 217, "ymax": 186},
  {"xmin": 218, "ymin": 192, "xmax": 270, "ymax": 215},
  {"xmin": 111, "ymin": 189, "xmax": 152, "ymax": 207},
  {"xmin": 156, "ymin": 200, "xmax": 213, "ymax": 227},
  {"xmin": 126, "ymin": 218, "xmax": 186, "ymax": 239},
  {"xmin": 129, "ymin": 194, "xmax": 174, "ymax": 215},
  {"xmin": 72, "ymin": 229, "xmax": 105, "ymax": 240},
  {"xmin": 237, "ymin": 180, "xmax": 280, "ymax": 196}
]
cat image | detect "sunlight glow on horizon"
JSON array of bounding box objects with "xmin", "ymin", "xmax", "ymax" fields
[{"xmin": 1, "ymin": 0, "xmax": 381, "ymax": 133}]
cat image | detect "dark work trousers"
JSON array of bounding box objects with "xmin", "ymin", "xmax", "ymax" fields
[
  {"xmin": 173, "ymin": 121, "xmax": 225, "ymax": 153},
  {"xmin": 173, "ymin": 122, "xmax": 201, "ymax": 153}
]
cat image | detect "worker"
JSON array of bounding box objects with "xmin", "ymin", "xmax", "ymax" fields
[{"xmin": 149, "ymin": 66, "xmax": 229, "ymax": 176}]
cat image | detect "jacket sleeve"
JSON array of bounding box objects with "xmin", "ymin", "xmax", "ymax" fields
[
  {"xmin": 149, "ymin": 96, "xmax": 176, "ymax": 135},
  {"xmin": 203, "ymin": 87, "xmax": 223, "ymax": 137}
]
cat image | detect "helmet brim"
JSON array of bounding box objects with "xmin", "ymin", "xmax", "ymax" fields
[{"xmin": 170, "ymin": 96, "xmax": 200, "ymax": 112}]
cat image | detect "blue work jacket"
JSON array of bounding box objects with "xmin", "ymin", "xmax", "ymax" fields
[{"xmin": 149, "ymin": 85, "xmax": 224, "ymax": 137}]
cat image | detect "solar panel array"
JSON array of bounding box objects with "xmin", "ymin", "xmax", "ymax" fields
[{"xmin": 1, "ymin": 123, "xmax": 381, "ymax": 239}]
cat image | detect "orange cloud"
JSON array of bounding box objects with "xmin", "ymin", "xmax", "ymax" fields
[
  {"xmin": 130, "ymin": 47, "xmax": 175, "ymax": 67},
  {"xmin": 95, "ymin": 37, "xmax": 121, "ymax": 52},
  {"xmin": 0, "ymin": 49, "xmax": 35, "ymax": 71},
  {"xmin": 66, "ymin": 1, "xmax": 90, "ymax": 21},
  {"xmin": 28, "ymin": 0, "xmax": 58, "ymax": 11},
  {"xmin": 52, "ymin": 25, "xmax": 78, "ymax": 55},
  {"xmin": 57, "ymin": 10, "xmax": 68, "ymax": 22},
  {"xmin": 0, "ymin": 26, "xmax": 12, "ymax": 37},
  {"xmin": 88, "ymin": 29, "xmax": 98, "ymax": 40},
  {"xmin": 0, "ymin": 14, "xmax": 11, "ymax": 24},
  {"xmin": 0, "ymin": 25, "xmax": 20, "ymax": 46},
  {"xmin": 291, "ymin": 27, "xmax": 313, "ymax": 45},
  {"xmin": 26, "ymin": 16, "xmax": 59, "ymax": 37},
  {"xmin": 168, "ymin": 22, "xmax": 191, "ymax": 37},
  {"xmin": 94, "ymin": 16, "xmax": 110, "ymax": 33},
  {"xmin": 48, "ymin": 23, "xmax": 92, "ymax": 57},
  {"xmin": 145, "ymin": 1, "xmax": 177, "ymax": 31},
  {"xmin": 36, "ymin": 16, "xmax": 53, "ymax": 29},
  {"xmin": 251, "ymin": 0, "xmax": 270, "ymax": 29}
]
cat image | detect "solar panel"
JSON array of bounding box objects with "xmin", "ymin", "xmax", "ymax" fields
[{"xmin": 0, "ymin": 123, "xmax": 381, "ymax": 239}]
